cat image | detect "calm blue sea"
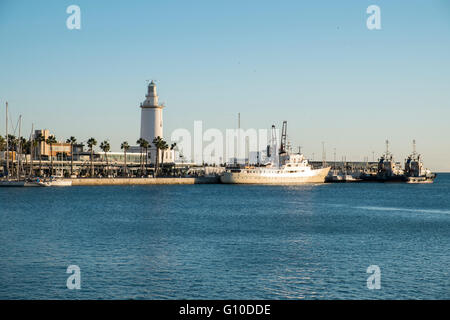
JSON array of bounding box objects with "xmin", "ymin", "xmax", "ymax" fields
[{"xmin": 0, "ymin": 174, "xmax": 449, "ymax": 299}]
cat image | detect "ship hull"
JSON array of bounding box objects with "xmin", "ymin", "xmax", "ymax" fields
[
  {"xmin": 220, "ymin": 167, "xmax": 331, "ymax": 184},
  {"xmin": 405, "ymin": 174, "xmax": 436, "ymax": 184},
  {"xmin": 360, "ymin": 173, "xmax": 436, "ymax": 183},
  {"xmin": 0, "ymin": 180, "xmax": 44, "ymax": 187}
]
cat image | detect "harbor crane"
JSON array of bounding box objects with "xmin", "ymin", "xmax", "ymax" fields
[{"xmin": 279, "ymin": 121, "xmax": 287, "ymax": 155}]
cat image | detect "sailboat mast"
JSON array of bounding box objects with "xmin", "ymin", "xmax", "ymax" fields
[
  {"xmin": 29, "ymin": 123, "xmax": 34, "ymax": 177},
  {"xmin": 17, "ymin": 115, "xmax": 22, "ymax": 181},
  {"xmin": 5, "ymin": 102, "xmax": 9, "ymax": 180}
]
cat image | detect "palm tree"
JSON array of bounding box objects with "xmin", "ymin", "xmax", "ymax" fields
[
  {"xmin": 45, "ymin": 135, "xmax": 57, "ymax": 176},
  {"xmin": 100, "ymin": 141, "xmax": 111, "ymax": 177},
  {"xmin": 30, "ymin": 139, "xmax": 38, "ymax": 176},
  {"xmin": 159, "ymin": 140, "xmax": 169, "ymax": 175},
  {"xmin": 7, "ymin": 135, "xmax": 17, "ymax": 151},
  {"xmin": 141, "ymin": 139, "xmax": 149, "ymax": 176},
  {"xmin": 136, "ymin": 138, "xmax": 145, "ymax": 175},
  {"xmin": 66, "ymin": 136, "xmax": 77, "ymax": 176},
  {"xmin": 152, "ymin": 136, "xmax": 168, "ymax": 177},
  {"xmin": 34, "ymin": 132, "xmax": 44, "ymax": 176},
  {"xmin": 19, "ymin": 138, "xmax": 30, "ymax": 175},
  {"xmin": 0, "ymin": 135, "xmax": 6, "ymax": 151},
  {"xmin": 87, "ymin": 138, "xmax": 97, "ymax": 177},
  {"xmin": 120, "ymin": 141, "xmax": 129, "ymax": 177},
  {"xmin": 45, "ymin": 136, "xmax": 56, "ymax": 175},
  {"xmin": 152, "ymin": 137, "xmax": 162, "ymax": 176},
  {"xmin": 20, "ymin": 137, "xmax": 30, "ymax": 154}
]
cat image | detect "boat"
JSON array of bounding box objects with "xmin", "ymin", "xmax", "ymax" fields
[
  {"xmin": 0, "ymin": 102, "xmax": 36, "ymax": 187},
  {"xmin": 0, "ymin": 102, "xmax": 72, "ymax": 187},
  {"xmin": 0, "ymin": 178, "xmax": 48, "ymax": 187},
  {"xmin": 360, "ymin": 140, "xmax": 436, "ymax": 183},
  {"xmin": 360, "ymin": 140, "xmax": 406, "ymax": 182},
  {"xmin": 0, "ymin": 180, "xmax": 27, "ymax": 187},
  {"xmin": 220, "ymin": 121, "xmax": 331, "ymax": 184},
  {"xmin": 221, "ymin": 153, "xmax": 330, "ymax": 184},
  {"xmin": 47, "ymin": 178, "xmax": 72, "ymax": 187},
  {"xmin": 36, "ymin": 176, "xmax": 72, "ymax": 187},
  {"xmin": 326, "ymin": 172, "xmax": 362, "ymax": 183},
  {"xmin": 404, "ymin": 140, "xmax": 436, "ymax": 184}
]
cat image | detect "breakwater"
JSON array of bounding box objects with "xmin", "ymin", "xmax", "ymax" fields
[{"xmin": 71, "ymin": 176, "xmax": 220, "ymax": 186}]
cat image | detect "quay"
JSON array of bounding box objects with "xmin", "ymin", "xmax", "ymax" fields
[{"xmin": 70, "ymin": 176, "xmax": 219, "ymax": 186}]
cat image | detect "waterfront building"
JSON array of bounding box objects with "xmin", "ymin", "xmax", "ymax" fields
[{"xmin": 33, "ymin": 129, "xmax": 71, "ymax": 159}]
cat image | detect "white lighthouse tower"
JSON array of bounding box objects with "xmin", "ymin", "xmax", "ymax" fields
[
  {"xmin": 138, "ymin": 81, "xmax": 174, "ymax": 165},
  {"xmin": 140, "ymin": 80, "xmax": 163, "ymax": 143}
]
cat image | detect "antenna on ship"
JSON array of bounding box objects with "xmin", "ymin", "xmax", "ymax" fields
[
  {"xmin": 333, "ymin": 148, "xmax": 336, "ymax": 171},
  {"xmin": 412, "ymin": 139, "xmax": 416, "ymax": 155},
  {"xmin": 385, "ymin": 139, "xmax": 390, "ymax": 155},
  {"xmin": 322, "ymin": 141, "xmax": 326, "ymax": 167}
]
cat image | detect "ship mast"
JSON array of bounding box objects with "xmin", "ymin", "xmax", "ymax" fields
[
  {"xmin": 17, "ymin": 115, "xmax": 22, "ymax": 181},
  {"xmin": 322, "ymin": 141, "xmax": 326, "ymax": 167},
  {"xmin": 234, "ymin": 113, "xmax": 240, "ymax": 166},
  {"xmin": 29, "ymin": 123, "xmax": 34, "ymax": 177},
  {"xmin": 5, "ymin": 102, "xmax": 9, "ymax": 180}
]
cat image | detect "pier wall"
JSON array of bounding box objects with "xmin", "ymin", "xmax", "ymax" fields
[{"xmin": 71, "ymin": 176, "xmax": 220, "ymax": 186}]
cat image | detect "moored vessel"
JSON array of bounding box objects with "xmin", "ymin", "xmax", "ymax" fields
[
  {"xmin": 360, "ymin": 140, "xmax": 436, "ymax": 183},
  {"xmin": 360, "ymin": 140, "xmax": 405, "ymax": 182},
  {"xmin": 404, "ymin": 140, "xmax": 436, "ymax": 184},
  {"xmin": 220, "ymin": 154, "xmax": 330, "ymax": 184},
  {"xmin": 220, "ymin": 121, "xmax": 331, "ymax": 184}
]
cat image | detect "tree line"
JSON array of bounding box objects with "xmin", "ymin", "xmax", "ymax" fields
[{"xmin": 1, "ymin": 134, "xmax": 176, "ymax": 178}]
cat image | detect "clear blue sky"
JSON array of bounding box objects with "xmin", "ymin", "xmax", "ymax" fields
[{"xmin": 1, "ymin": 0, "xmax": 450, "ymax": 170}]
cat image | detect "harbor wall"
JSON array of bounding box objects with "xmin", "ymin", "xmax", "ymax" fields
[{"xmin": 71, "ymin": 176, "xmax": 220, "ymax": 186}]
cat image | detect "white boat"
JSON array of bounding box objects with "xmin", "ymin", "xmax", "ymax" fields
[
  {"xmin": 38, "ymin": 177, "xmax": 72, "ymax": 187},
  {"xmin": 0, "ymin": 180, "xmax": 27, "ymax": 187},
  {"xmin": 0, "ymin": 179, "xmax": 48, "ymax": 187},
  {"xmin": 48, "ymin": 179, "xmax": 72, "ymax": 187},
  {"xmin": 221, "ymin": 121, "xmax": 330, "ymax": 184},
  {"xmin": 326, "ymin": 172, "xmax": 362, "ymax": 183},
  {"xmin": 220, "ymin": 153, "xmax": 330, "ymax": 184}
]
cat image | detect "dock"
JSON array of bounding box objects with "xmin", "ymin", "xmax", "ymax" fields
[{"xmin": 70, "ymin": 176, "xmax": 220, "ymax": 186}]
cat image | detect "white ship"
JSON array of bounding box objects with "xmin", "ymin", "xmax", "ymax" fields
[
  {"xmin": 220, "ymin": 121, "xmax": 330, "ymax": 184},
  {"xmin": 220, "ymin": 153, "xmax": 330, "ymax": 184}
]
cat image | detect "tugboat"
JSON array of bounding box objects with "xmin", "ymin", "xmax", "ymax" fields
[
  {"xmin": 360, "ymin": 140, "xmax": 406, "ymax": 182},
  {"xmin": 404, "ymin": 140, "xmax": 436, "ymax": 184}
]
